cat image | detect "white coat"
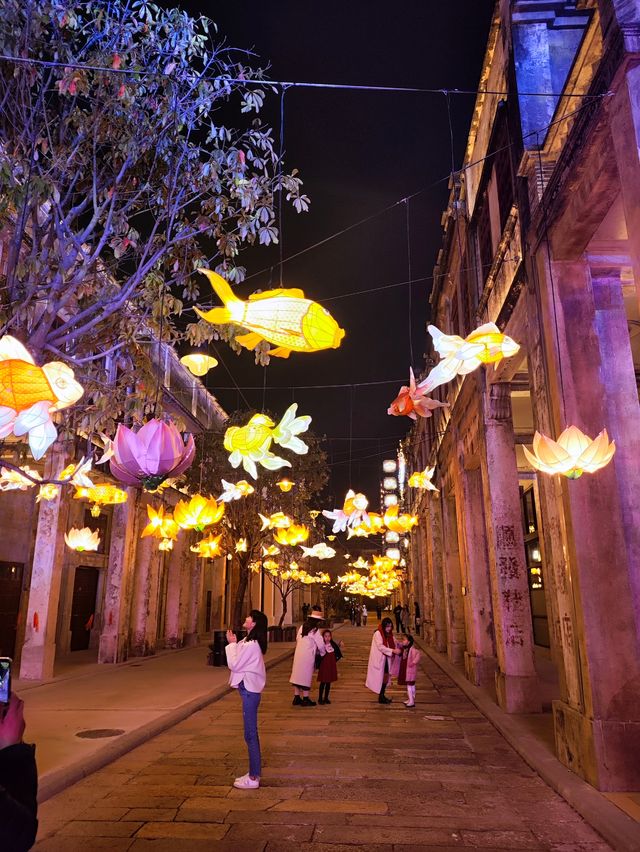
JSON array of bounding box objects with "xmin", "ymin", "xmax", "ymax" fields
[
  {"xmin": 289, "ymin": 625, "xmax": 325, "ymax": 689},
  {"xmin": 365, "ymin": 629, "xmax": 397, "ymax": 694},
  {"xmin": 225, "ymin": 638, "xmax": 266, "ymax": 693}
]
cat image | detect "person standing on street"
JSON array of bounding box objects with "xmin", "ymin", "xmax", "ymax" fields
[
  {"xmin": 376, "ymin": 603, "xmax": 382, "ymax": 620},
  {"xmin": 361, "ymin": 604, "xmax": 368, "ymax": 626},
  {"xmin": 393, "ymin": 603, "xmax": 402, "ymax": 632},
  {"xmin": 414, "ymin": 601, "xmax": 421, "ymax": 633},
  {"xmin": 365, "ymin": 617, "xmax": 402, "ymax": 704},
  {"xmin": 225, "ymin": 610, "xmax": 268, "ymax": 790},
  {"xmin": 0, "ymin": 693, "xmax": 38, "ymax": 851},
  {"xmin": 402, "ymin": 604, "xmax": 411, "ymax": 634},
  {"xmin": 290, "ymin": 612, "xmax": 326, "ymax": 706}
]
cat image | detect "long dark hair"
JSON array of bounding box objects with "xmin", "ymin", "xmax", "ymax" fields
[
  {"xmin": 301, "ymin": 617, "xmax": 322, "ymax": 637},
  {"xmin": 247, "ymin": 610, "xmax": 268, "ymax": 654}
]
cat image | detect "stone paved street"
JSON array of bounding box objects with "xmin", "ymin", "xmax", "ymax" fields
[{"xmin": 34, "ymin": 627, "xmax": 611, "ymax": 851}]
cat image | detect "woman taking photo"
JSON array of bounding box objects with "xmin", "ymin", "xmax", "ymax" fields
[
  {"xmin": 289, "ymin": 611, "xmax": 326, "ymax": 706},
  {"xmin": 225, "ymin": 610, "xmax": 268, "ymax": 790},
  {"xmin": 365, "ymin": 617, "xmax": 402, "ymax": 704}
]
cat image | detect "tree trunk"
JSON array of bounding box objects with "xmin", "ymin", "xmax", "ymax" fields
[
  {"xmin": 232, "ymin": 556, "xmax": 250, "ymax": 630},
  {"xmin": 278, "ymin": 594, "xmax": 288, "ymax": 628}
]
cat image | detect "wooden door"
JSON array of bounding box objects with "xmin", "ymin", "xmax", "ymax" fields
[
  {"xmin": 70, "ymin": 567, "xmax": 99, "ymax": 652},
  {"xmin": 0, "ymin": 562, "xmax": 23, "ymax": 657}
]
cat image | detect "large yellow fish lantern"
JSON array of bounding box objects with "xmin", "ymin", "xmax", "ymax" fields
[
  {"xmin": 0, "ymin": 335, "xmax": 84, "ymax": 459},
  {"xmin": 195, "ymin": 269, "xmax": 345, "ymax": 359},
  {"xmin": 223, "ymin": 404, "xmax": 311, "ymax": 479}
]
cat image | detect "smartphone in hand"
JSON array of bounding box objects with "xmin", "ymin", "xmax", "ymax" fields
[{"xmin": 0, "ymin": 658, "xmax": 11, "ymax": 708}]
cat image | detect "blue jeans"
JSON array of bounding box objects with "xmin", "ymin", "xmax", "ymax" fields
[{"xmin": 238, "ymin": 682, "xmax": 261, "ymax": 777}]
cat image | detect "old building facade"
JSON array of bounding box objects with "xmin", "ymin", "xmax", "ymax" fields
[{"xmin": 408, "ymin": 0, "xmax": 640, "ymax": 791}]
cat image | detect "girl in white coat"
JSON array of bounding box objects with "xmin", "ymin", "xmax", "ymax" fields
[
  {"xmin": 225, "ymin": 610, "xmax": 268, "ymax": 789},
  {"xmin": 365, "ymin": 617, "xmax": 402, "ymax": 704},
  {"xmin": 289, "ymin": 612, "xmax": 326, "ymax": 706}
]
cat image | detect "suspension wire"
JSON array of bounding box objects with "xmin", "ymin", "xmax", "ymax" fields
[
  {"xmin": 210, "ymin": 340, "xmax": 252, "ymax": 410},
  {"xmin": 0, "ymin": 53, "xmax": 610, "ymax": 99}
]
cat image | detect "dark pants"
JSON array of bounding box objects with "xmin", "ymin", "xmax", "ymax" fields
[{"xmin": 238, "ymin": 682, "xmax": 261, "ymax": 777}]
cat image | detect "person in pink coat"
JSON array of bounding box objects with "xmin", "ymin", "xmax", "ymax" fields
[
  {"xmin": 365, "ymin": 618, "xmax": 402, "ymax": 704},
  {"xmin": 397, "ymin": 633, "xmax": 422, "ymax": 707}
]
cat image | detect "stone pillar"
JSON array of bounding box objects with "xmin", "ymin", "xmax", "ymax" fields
[
  {"xmin": 426, "ymin": 493, "xmax": 447, "ymax": 653},
  {"xmin": 184, "ymin": 547, "xmax": 202, "ymax": 647},
  {"xmin": 19, "ymin": 442, "xmax": 71, "ymax": 680},
  {"xmin": 98, "ymin": 488, "xmax": 139, "ymax": 664},
  {"xmin": 164, "ymin": 533, "xmax": 187, "ymax": 648},
  {"xmin": 129, "ymin": 517, "xmax": 161, "ymax": 656},
  {"xmin": 548, "ymin": 259, "xmax": 640, "ymax": 790},
  {"xmin": 456, "ymin": 456, "xmax": 497, "ymax": 687},
  {"xmin": 609, "ymin": 63, "xmax": 640, "ymax": 306},
  {"xmin": 441, "ymin": 492, "xmax": 466, "ymax": 665},
  {"xmin": 480, "ymin": 381, "xmax": 540, "ymax": 713}
]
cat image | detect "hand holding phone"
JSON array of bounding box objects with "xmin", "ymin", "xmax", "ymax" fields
[
  {"xmin": 0, "ymin": 658, "xmax": 11, "ymax": 708},
  {"xmin": 0, "ymin": 694, "xmax": 25, "ymax": 750},
  {"xmin": 226, "ymin": 630, "xmax": 237, "ymax": 644}
]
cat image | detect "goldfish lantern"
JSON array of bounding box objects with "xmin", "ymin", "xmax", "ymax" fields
[
  {"xmin": 235, "ymin": 538, "xmax": 248, "ymax": 553},
  {"xmin": 195, "ymin": 269, "xmax": 345, "ymax": 358},
  {"xmin": 408, "ymin": 466, "xmax": 439, "ymax": 492},
  {"xmin": 260, "ymin": 512, "xmax": 293, "ymax": 531},
  {"xmin": 37, "ymin": 483, "xmax": 60, "ymax": 502},
  {"xmin": 110, "ymin": 419, "xmax": 195, "ymax": 490},
  {"xmin": 0, "ymin": 465, "xmax": 41, "ymax": 491},
  {"xmin": 218, "ymin": 479, "xmax": 255, "ymax": 502},
  {"xmin": 179, "ymin": 353, "xmax": 218, "ymax": 376},
  {"xmin": 73, "ymin": 483, "xmax": 128, "ymax": 516},
  {"xmin": 523, "ymin": 426, "xmax": 616, "ymax": 479},
  {"xmin": 300, "ymin": 543, "xmax": 336, "ymax": 560},
  {"xmin": 388, "ymin": 368, "xmax": 449, "ymax": 420},
  {"xmin": 174, "ymin": 495, "xmax": 224, "ymax": 531},
  {"xmin": 223, "ymin": 404, "xmax": 311, "ymax": 480},
  {"xmin": 322, "ymin": 489, "xmax": 370, "ymax": 533},
  {"xmin": 422, "ymin": 323, "xmax": 520, "ymax": 392},
  {"xmin": 277, "ymin": 478, "xmax": 295, "ymax": 492},
  {"xmin": 65, "ymin": 527, "xmax": 100, "ymax": 552},
  {"xmin": 0, "ymin": 335, "xmax": 84, "ymax": 459},
  {"xmin": 383, "ymin": 505, "xmax": 419, "ymax": 534},
  {"xmin": 158, "ymin": 538, "xmax": 174, "ymax": 551}
]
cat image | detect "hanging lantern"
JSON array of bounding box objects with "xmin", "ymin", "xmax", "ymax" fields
[
  {"xmin": 309, "ymin": 509, "xmax": 320, "ymax": 520},
  {"xmin": 408, "ymin": 466, "xmax": 439, "ymax": 492},
  {"xmin": 273, "ymin": 524, "xmax": 310, "ymax": 547},
  {"xmin": 322, "ymin": 489, "xmax": 370, "ymax": 533},
  {"xmin": 235, "ymin": 538, "xmax": 248, "ymax": 553},
  {"xmin": 261, "ymin": 544, "xmax": 281, "ymax": 557},
  {"xmin": 422, "ymin": 323, "xmax": 520, "ymax": 393},
  {"xmin": 195, "ymin": 268, "xmax": 345, "ymax": 358},
  {"xmin": 388, "ymin": 368, "xmax": 449, "ymax": 420},
  {"xmin": 37, "ymin": 483, "xmax": 60, "ymax": 502},
  {"xmin": 0, "ymin": 335, "xmax": 84, "ymax": 460},
  {"xmin": 0, "ymin": 465, "xmax": 41, "ymax": 491},
  {"xmin": 174, "ymin": 494, "xmax": 224, "ymax": 531},
  {"xmin": 277, "ymin": 478, "xmax": 295, "ymax": 492},
  {"xmin": 110, "ymin": 419, "xmax": 195, "ymax": 490},
  {"xmin": 73, "ymin": 483, "xmax": 128, "ymax": 516},
  {"xmin": 259, "ymin": 512, "xmax": 293, "ymax": 531},
  {"xmin": 219, "ymin": 479, "xmax": 255, "ymax": 502},
  {"xmin": 383, "ymin": 505, "xmax": 418, "ymax": 534},
  {"xmin": 180, "ymin": 353, "xmax": 218, "ymax": 377},
  {"xmin": 141, "ymin": 505, "xmax": 179, "ymax": 540},
  {"xmin": 65, "ymin": 527, "xmax": 100, "ymax": 552},
  {"xmin": 158, "ymin": 538, "xmax": 174, "ymax": 552},
  {"xmin": 190, "ymin": 532, "xmax": 223, "ymax": 559},
  {"xmin": 523, "ymin": 427, "xmax": 616, "ymax": 479},
  {"xmin": 300, "ymin": 543, "xmax": 336, "ymax": 559},
  {"xmin": 223, "ymin": 404, "xmax": 311, "ymax": 480}
]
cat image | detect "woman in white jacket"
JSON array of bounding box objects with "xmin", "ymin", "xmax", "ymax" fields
[
  {"xmin": 365, "ymin": 617, "xmax": 402, "ymax": 704},
  {"xmin": 225, "ymin": 610, "xmax": 268, "ymax": 789},
  {"xmin": 289, "ymin": 611, "xmax": 326, "ymax": 706}
]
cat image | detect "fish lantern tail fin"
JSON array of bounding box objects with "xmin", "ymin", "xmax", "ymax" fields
[{"xmin": 199, "ymin": 268, "xmax": 241, "ymax": 305}]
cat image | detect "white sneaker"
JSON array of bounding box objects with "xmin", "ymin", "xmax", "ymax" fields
[{"xmin": 234, "ymin": 775, "xmax": 260, "ymax": 789}]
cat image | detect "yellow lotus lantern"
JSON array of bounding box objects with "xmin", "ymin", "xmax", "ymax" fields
[
  {"xmin": 191, "ymin": 532, "xmax": 223, "ymax": 559},
  {"xmin": 180, "ymin": 353, "xmax": 218, "ymax": 376},
  {"xmin": 273, "ymin": 524, "xmax": 310, "ymax": 547},
  {"xmin": 195, "ymin": 268, "xmax": 345, "ymax": 358},
  {"xmin": 408, "ymin": 466, "xmax": 439, "ymax": 492},
  {"xmin": 174, "ymin": 494, "xmax": 224, "ymax": 531},
  {"xmin": 277, "ymin": 478, "xmax": 295, "ymax": 492},
  {"xmin": 141, "ymin": 505, "xmax": 179, "ymax": 541},
  {"xmin": 263, "ymin": 559, "xmax": 280, "ymax": 574},
  {"xmin": 523, "ymin": 427, "xmax": 616, "ymax": 479},
  {"xmin": 223, "ymin": 404, "xmax": 311, "ymax": 479},
  {"xmin": 64, "ymin": 527, "xmax": 100, "ymax": 552},
  {"xmin": 235, "ymin": 538, "xmax": 248, "ymax": 553},
  {"xmin": 37, "ymin": 483, "xmax": 60, "ymax": 502}
]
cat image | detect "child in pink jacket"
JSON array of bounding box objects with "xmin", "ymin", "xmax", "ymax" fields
[{"xmin": 397, "ymin": 634, "xmax": 422, "ymax": 707}]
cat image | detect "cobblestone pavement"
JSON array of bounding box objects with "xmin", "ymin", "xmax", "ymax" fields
[{"xmin": 34, "ymin": 626, "xmax": 610, "ymax": 851}]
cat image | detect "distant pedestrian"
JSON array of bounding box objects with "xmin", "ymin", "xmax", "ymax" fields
[
  {"xmin": 302, "ymin": 602, "xmax": 309, "ymax": 621},
  {"xmin": 376, "ymin": 604, "xmax": 382, "ymax": 620},
  {"xmin": 225, "ymin": 610, "xmax": 268, "ymax": 790},
  {"xmin": 397, "ymin": 634, "xmax": 422, "ymax": 708},
  {"xmin": 365, "ymin": 617, "xmax": 402, "ymax": 704},
  {"xmin": 402, "ymin": 604, "xmax": 411, "ymax": 633},
  {"xmin": 355, "ymin": 604, "xmax": 362, "ymax": 627},
  {"xmin": 349, "ymin": 604, "xmax": 356, "ymax": 626},
  {"xmin": 317, "ymin": 629, "xmax": 343, "ymax": 705},
  {"xmin": 393, "ymin": 603, "xmax": 402, "ymax": 632},
  {"xmin": 290, "ymin": 611, "xmax": 325, "ymax": 706},
  {"xmin": 414, "ymin": 601, "xmax": 421, "ymax": 633},
  {"xmin": 361, "ymin": 604, "xmax": 368, "ymax": 626}
]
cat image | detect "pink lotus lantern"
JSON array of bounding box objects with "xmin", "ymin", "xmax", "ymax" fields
[{"xmin": 109, "ymin": 419, "xmax": 195, "ymax": 490}]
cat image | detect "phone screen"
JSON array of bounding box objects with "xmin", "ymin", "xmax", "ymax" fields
[{"xmin": 0, "ymin": 658, "xmax": 11, "ymax": 705}]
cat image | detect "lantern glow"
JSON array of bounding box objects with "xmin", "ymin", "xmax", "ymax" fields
[
  {"xmin": 223, "ymin": 404, "xmax": 311, "ymax": 479},
  {"xmin": 65, "ymin": 527, "xmax": 100, "ymax": 552},
  {"xmin": 408, "ymin": 466, "xmax": 439, "ymax": 491},
  {"xmin": 180, "ymin": 353, "xmax": 218, "ymax": 376},
  {"xmin": 174, "ymin": 494, "xmax": 224, "ymax": 531},
  {"xmin": 523, "ymin": 426, "xmax": 616, "ymax": 479},
  {"xmin": 110, "ymin": 419, "xmax": 195, "ymax": 490}
]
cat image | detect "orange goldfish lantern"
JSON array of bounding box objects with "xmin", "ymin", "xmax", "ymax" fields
[
  {"xmin": 383, "ymin": 505, "xmax": 418, "ymax": 534},
  {"xmin": 0, "ymin": 335, "xmax": 84, "ymax": 459},
  {"xmin": 388, "ymin": 368, "xmax": 448, "ymax": 421}
]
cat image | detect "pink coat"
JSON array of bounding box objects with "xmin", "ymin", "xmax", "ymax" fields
[{"xmin": 401, "ymin": 646, "xmax": 422, "ymax": 681}]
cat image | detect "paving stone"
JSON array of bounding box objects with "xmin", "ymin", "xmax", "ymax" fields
[
  {"xmin": 314, "ymin": 825, "xmax": 465, "ymax": 845},
  {"xmin": 224, "ymin": 823, "xmax": 314, "ymax": 843},
  {"xmin": 273, "ymin": 798, "xmax": 387, "ymax": 815},
  {"xmin": 35, "ymin": 839, "xmax": 134, "ymax": 851},
  {"xmin": 75, "ymin": 806, "xmax": 130, "ymax": 821},
  {"xmin": 135, "ymin": 821, "xmax": 229, "ymax": 839},
  {"xmin": 123, "ymin": 808, "xmax": 177, "ymax": 822},
  {"xmin": 57, "ymin": 820, "xmax": 143, "ymax": 837},
  {"xmin": 460, "ymin": 829, "xmax": 544, "ymax": 848}
]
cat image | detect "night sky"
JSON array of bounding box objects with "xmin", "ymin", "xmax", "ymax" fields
[{"xmin": 181, "ymin": 1, "xmax": 495, "ymax": 502}]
